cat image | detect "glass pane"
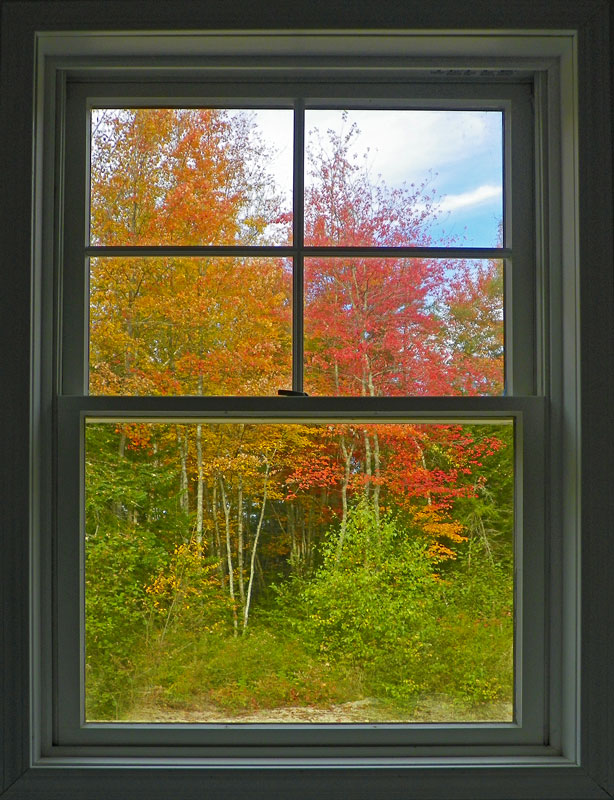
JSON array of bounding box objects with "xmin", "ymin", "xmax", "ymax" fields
[
  {"xmin": 89, "ymin": 257, "xmax": 292, "ymax": 395},
  {"xmin": 304, "ymin": 258, "xmax": 504, "ymax": 396},
  {"xmin": 304, "ymin": 110, "xmax": 503, "ymax": 248},
  {"xmin": 90, "ymin": 108, "xmax": 293, "ymax": 246},
  {"xmin": 85, "ymin": 420, "xmax": 514, "ymax": 723}
]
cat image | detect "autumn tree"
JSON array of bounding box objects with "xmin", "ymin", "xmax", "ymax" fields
[
  {"xmin": 88, "ymin": 109, "xmax": 292, "ymax": 629},
  {"xmin": 89, "ymin": 108, "xmax": 291, "ymax": 397}
]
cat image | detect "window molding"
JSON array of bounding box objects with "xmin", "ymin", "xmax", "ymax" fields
[{"xmin": 1, "ymin": 2, "xmax": 612, "ymax": 798}]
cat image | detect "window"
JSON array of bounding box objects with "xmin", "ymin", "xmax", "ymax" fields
[{"xmin": 2, "ymin": 5, "xmax": 613, "ymax": 800}]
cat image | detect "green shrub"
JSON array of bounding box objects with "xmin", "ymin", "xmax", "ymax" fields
[{"xmin": 128, "ymin": 627, "xmax": 356, "ymax": 713}]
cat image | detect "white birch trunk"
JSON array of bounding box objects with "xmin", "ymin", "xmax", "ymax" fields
[{"xmin": 243, "ymin": 461, "xmax": 270, "ymax": 632}]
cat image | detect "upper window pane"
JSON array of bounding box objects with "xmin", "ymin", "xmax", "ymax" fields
[
  {"xmin": 304, "ymin": 110, "xmax": 503, "ymax": 248},
  {"xmin": 87, "ymin": 105, "xmax": 508, "ymax": 397},
  {"xmin": 90, "ymin": 108, "xmax": 293, "ymax": 246}
]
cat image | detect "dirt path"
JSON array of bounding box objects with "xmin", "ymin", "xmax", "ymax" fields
[
  {"xmin": 128, "ymin": 698, "xmax": 390, "ymax": 724},
  {"xmin": 124, "ymin": 697, "xmax": 512, "ymax": 724}
]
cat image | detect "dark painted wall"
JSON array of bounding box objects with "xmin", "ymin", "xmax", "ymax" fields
[{"xmin": 0, "ymin": 1, "xmax": 611, "ymax": 795}]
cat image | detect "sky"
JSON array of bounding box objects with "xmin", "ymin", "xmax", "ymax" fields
[{"xmin": 244, "ymin": 108, "xmax": 503, "ymax": 248}]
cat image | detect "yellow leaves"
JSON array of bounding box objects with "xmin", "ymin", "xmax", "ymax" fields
[
  {"xmin": 411, "ymin": 507, "xmax": 468, "ymax": 562},
  {"xmin": 412, "ymin": 508, "xmax": 467, "ymax": 541},
  {"xmin": 212, "ymin": 451, "xmax": 263, "ymax": 480},
  {"xmin": 144, "ymin": 539, "xmax": 220, "ymax": 615},
  {"xmin": 427, "ymin": 542, "xmax": 458, "ymax": 562}
]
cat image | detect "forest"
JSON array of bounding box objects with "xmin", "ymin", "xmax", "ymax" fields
[{"xmin": 85, "ymin": 108, "xmax": 514, "ymax": 723}]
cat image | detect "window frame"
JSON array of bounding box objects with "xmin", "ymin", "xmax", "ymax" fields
[
  {"xmin": 1, "ymin": 2, "xmax": 612, "ymax": 798},
  {"xmin": 41, "ymin": 24, "xmax": 575, "ymax": 766}
]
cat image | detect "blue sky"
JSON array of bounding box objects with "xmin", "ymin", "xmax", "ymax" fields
[{"xmin": 248, "ymin": 109, "xmax": 503, "ymax": 248}]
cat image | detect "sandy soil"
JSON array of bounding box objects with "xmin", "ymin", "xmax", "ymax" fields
[{"xmin": 121, "ymin": 696, "xmax": 513, "ymax": 724}]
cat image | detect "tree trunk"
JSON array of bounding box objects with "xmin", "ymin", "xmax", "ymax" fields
[
  {"xmin": 195, "ymin": 423, "xmax": 204, "ymax": 549},
  {"xmin": 219, "ymin": 475, "xmax": 238, "ymax": 635},
  {"xmin": 237, "ymin": 474, "xmax": 245, "ymax": 604},
  {"xmin": 195, "ymin": 375, "xmax": 205, "ymax": 549},
  {"xmin": 335, "ymin": 435, "xmax": 354, "ymax": 564},
  {"xmin": 211, "ymin": 480, "xmax": 226, "ymax": 588},
  {"xmin": 372, "ymin": 430, "xmax": 381, "ymax": 530},
  {"xmin": 178, "ymin": 428, "xmax": 189, "ymax": 515},
  {"xmin": 367, "ymin": 369, "xmax": 381, "ymax": 529},
  {"xmin": 288, "ymin": 501, "xmax": 298, "ymax": 571},
  {"xmin": 243, "ymin": 460, "xmax": 270, "ymax": 632},
  {"xmin": 416, "ymin": 437, "xmax": 432, "ymax": 507},
  {"xmin": 363, "ymin": 430, "xmax": 372, "ymax": 502},
  {"xmin": 112, "ymin": 432, "xmax": 127, "ymax": 518}
]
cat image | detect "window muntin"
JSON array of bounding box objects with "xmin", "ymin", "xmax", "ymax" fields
[{"xmin": 54, "ymin": 75, "xmax": 544, "ymax": 750}]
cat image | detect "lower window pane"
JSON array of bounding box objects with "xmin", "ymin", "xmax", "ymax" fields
[{"xmin": 85, "ymin": 420, "xmax": 514, "ymax": 723}]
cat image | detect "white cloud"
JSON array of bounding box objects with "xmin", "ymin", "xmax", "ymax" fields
[
  {"xmin": 437, "ymin": 184, "xmax": 502, "ymax": 212},
  {"xmin": 303, "ymin": 109, "xmax": 502, "ymax": 188},
  {"xmin": 241, "ymin": 109, "xmax": 504, "ymax": 231}
]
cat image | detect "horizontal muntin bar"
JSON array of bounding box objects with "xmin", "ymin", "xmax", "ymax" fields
[
  {"xmin": 299, "ymin": 247, "xmax": 508, "ymax": 259},
  {"xmin": 59, "ymin": 394, "xmax": 541, "ymax": 424},
  {"xmin": 86, "ymin": 245, "xmax": 510, "ymax": 259}
]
